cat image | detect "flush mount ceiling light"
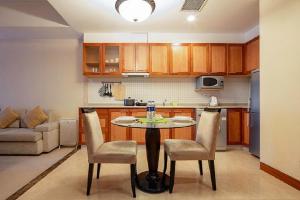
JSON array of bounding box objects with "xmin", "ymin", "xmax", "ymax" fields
[
  {"xmin": 115, "ymin": 0, "xmax": 156, "ymax": 22},
  {"xmin": 187, "ymin": 15, "xmax": 196, "ymax": 22}
]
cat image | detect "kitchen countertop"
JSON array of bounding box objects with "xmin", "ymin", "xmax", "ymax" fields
[{"xmin": 81, "ymin": 103, "xmax": 249, "ymax": 109}]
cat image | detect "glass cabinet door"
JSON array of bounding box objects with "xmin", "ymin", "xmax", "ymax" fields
[
  {"xmin": 83, "ymin": 44, "xmax": 101, "ymax": 75},
  {"xmin": 103, "ymin": 44, "xmax": 121, "ymax": 74}
]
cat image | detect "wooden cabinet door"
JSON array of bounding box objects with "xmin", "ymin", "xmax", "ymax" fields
[
  {"xmin": 96, "ymin": 109, "xmax": 109, "ymax": 141},
  {"xmin": 130, "ymin": 110, "xmax": 146, "ymax": 144},
  {"xmin": 136, "ymin": 44, "xmax": 149, "ymax": 72},
  {"xmin": 123, "ymin": 44, "xmax": 136, "ymax": 72},
  {"xmin": 191, "ymin": 44, "xmax": 209, "ymax": 74},
  {"xmin": 170, "ymin": 44, "xmax": 190, "ymax": 74},
  {"xmin": 227, "ymin": 109, "xmax": 242, "ymax": 144},
  {"xmin": 150, "ymin": 44, "xmax": 170, "ymax": 75},
  {"xmin": 245, "ymin": 37, "xmax": 259, "ymax": 73},
  {"xmin": 103, "ymin": 44, "xmax": 122, "ymax": 75},
  {"xmin": 156, "ymin": 109, "xmax": 171, "ymax": 143},
  {"xmin": 242, "ymin": 110, "xmax": 250, "ymax": 146},
  {"xmin": 83, "ymin": 43, "xmax": 102, "ymax": 75},
  {"xmin": 210, "ymin": 44, "xmax": 227, "ymax": 74},
  {"xmin": 109, "ymin": 109, "xmax": 128, "ymax": 141},
  {"xmin": 172, "ymin": 109, "xmax": 194, "ymax": 140},
  {"xmin": 228, "ymin": 44, "xmax": 243, "ymax": 74}
]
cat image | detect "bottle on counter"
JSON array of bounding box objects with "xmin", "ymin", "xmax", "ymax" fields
[
  {"xmin": 147, "ymin": 101, "xmax": 152, "ymax": 120},
  {"xmin": 151, "ymin": 101, "xmax": 156, "ymax": 119}
]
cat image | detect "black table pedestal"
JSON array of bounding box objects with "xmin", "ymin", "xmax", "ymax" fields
[{"xmin": 136, "ymin": 128, "xmax": 169, "ymax": 193}]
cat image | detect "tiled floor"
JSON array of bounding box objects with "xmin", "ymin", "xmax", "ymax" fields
[{"xmin": 18, "ymin": 146, "xmax": 299, "ymax": 200}]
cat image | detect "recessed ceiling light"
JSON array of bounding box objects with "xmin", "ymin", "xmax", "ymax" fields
[
  {"xmin": 115, "ymin": 0, "xmax": 156, "ymax": 23},
  {"xmin": 187, "ymin": 15, "xmax": 196, "ymax": 22}
]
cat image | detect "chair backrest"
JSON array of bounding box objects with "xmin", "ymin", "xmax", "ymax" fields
[
  {"xmin": 195, "ymin": 111, "xmax": 220, "ymax": 160},
  {"xmin": 83, "ymin": 111, "xmax": 104, "ymax": 163}
]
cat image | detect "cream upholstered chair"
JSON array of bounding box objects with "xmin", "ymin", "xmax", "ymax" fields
[
  {"xmin": 83, "ymin": 110, "xmax": 137, "ymax": 197},
  {"xmin": 163, "ymin": 111, "xmax": 220, "ymax": 193}
]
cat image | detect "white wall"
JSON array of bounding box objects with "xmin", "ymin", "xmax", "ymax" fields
[
  {"xmin": 260, "ymin": 0, "xmax": 300, "ymax": 179},
  {"xmin": 84, "ymin": 32, "xmax": 247, "ymax": 43},
  {"xmin": 0, "ymin": 39, "xmax": 85, "ymax": 118},
  {"xmin": 88, "ymin": 77, "xmax": 250, "ymax": 105}
]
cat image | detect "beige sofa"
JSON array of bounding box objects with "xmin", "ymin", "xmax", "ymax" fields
[{"xmin": 0, "ymin": 108, "xmax": 59, "ymax": 155}]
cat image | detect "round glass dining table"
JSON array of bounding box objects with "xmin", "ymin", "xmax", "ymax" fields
[{"xmin": 111, "ymin": 117, "xmax": 196, "ymax": 193}]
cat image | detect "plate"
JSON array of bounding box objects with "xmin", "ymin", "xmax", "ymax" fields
[
  {"xmin": 115, "ymin": 116, "xmax": 136, "ymax": 123},
  {"xmin": 171, "ymin": 116, "xmax": 193, "ymax": 121}
]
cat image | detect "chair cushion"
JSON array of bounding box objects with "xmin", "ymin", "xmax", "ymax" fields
[
  {"xmin": 0, "ymin": 107, "xmax": 19, "ymax": 128},
  {"xmin": 93, "ymin": 141, "xmax": 137, "ymax": 164},
  {"xmin": 24, "ymin": 106, "xmax": 48, "ymax": 128},
  {"xmin": 0, "ymin": 128, "xmax": 42, "ymax": 142},
  {"xmin": 164, "ymin": 139, "xmax": 210, "ymax": 161}
]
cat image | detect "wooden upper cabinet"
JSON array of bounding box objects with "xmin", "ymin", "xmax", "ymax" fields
[
  {"xmin": 83, "ymin": 43, "xmax": 102, "ymax": 75},
  {"xmin": 123, "ymin": 44, "xmax": 136, "ymax": 72},
  {"xmin": 170, "ymin": 44, "xmax": 190, "ymax": 74},
  {"xmin": 103, "ymin": 44, "xmax": 122, "ymax": 74},
  {"xmin": 150, "ymin": 44, "xmax": 170, "ymax": 74},
  {"xmin": 191, "ymin": 44, "xmax": 209, "ymax": 74},
  {"xmin": 227, "ymin": 108, "xmax": 242, "ymax": 144},
  {"xmin": 245, "ymin": 37, "xmax": 259, "ymax": 73},
  {"xmin": 228, "ymin": 44, "xmax": 243, "ymax": 74},
  {"xmin": 210, "ymin": 44, "xmax": 227, "ymax": 74},
  {"xmin": 122, "ymin": 44, "xmax": 149, "ymax": 72},
  {"xmin": 136, "ymin": 44, "xmax": 149, "ymax": 72}
]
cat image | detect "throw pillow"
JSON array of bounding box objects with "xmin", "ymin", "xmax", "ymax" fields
[
  {"xmin": 24, "ymin": 106, "xmax": 48, "ymax": 128},
  {"xmin": 0, "ymin": 107, "xmax": 19, "ymax": 128}
]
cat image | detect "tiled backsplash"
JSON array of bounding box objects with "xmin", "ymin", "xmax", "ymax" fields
[{"xmin": 88, "ymin": 77, "xmax": 250, "ymax": 105}]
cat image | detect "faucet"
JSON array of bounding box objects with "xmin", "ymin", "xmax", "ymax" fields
[{"xmin": 163, "ymin": 99, "xmax": 167, "ymax": 106}]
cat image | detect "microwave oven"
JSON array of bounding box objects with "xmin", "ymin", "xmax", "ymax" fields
[{"xmin": 196, "ymin": 76, "xmax": 224, "ymax": 89}]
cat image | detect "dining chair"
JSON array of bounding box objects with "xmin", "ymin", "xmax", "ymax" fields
[
  {"xmin": 163, "ymin": 111, "xmax": 220, "ymax": 193},
  {"xmin": 83, "ymin": 110, "xmax": 137, "ymax": 197}
]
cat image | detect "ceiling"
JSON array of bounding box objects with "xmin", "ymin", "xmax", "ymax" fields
[
  {"xmin": 0, "ymin": 0, "xmax": 259, "ymax": 39},
  {"xmin": 48, "ymin": 0, "xmax": 259, "ymax": 33}
]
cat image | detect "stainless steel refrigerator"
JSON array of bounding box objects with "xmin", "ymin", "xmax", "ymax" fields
[{"xmin": 249, "ymin": 70, "xmax": 260, "ymax": 157}]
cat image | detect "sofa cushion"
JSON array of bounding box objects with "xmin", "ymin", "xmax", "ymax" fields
[
  {"xmin": 8, "ymin": 119, "xmax": 20, "ymax": 128},
  {"xmin": 24, "ymin": 106, "xmax": 48, "ymax": 128},
  {"xmin": 0, "ymin": 107, "xmax": 19, "ymax": 128},
  {"xmin": 0, "ymin": 128, "xmax": 42, "ymax": 142}
]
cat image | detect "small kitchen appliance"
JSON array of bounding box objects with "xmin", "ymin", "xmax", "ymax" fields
[
  {"xmin": 209, "ymin": 96, "xmax": 219, "ymax": 107},
  {"xmin": 124, "ymin": 97, "xmax": 135, "ymax": 106},
  {"xmin": 196, "ymin": 76, "xmax": 224, "ymax": 90}
]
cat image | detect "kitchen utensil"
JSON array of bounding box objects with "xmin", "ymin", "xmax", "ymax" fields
[
  {"xmin": 114, "ymin": 84, "xmax": 125, "ymax": 101},
  {"xmin": 98, "ymin": 84, "xmax": 106, "ymax": 97},
  {"xmin": 104, "ymin": 84, "xmax": 108, "ymax": 96},
  {"xmin": 124, "ymin": 97, "xmax": 135, "ymax": 106},
  {"xmin": 109, "ymin": 84, "xmax": 112, "ymax": 97}
]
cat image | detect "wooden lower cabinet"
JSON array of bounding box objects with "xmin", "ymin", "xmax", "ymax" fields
[
  {"xmin": 130, "ymin": 110, "xmax": 147, "ymax": 144},
  {"xmin": 227, "ymin": 108, "xmax": 250, "ymax": 146},
  {"xmin": 242, "ymin": 110, "xmax": 250, "ymax": 146},
  {"xmin": 79, "ymin": 108, "xmax": 109, "ymax": 144},
  {"xmin": 172, "ymin": 109, "xmax": 195, "ymax": 140},
  {"xmin": 156, "ymin": 109, "xmax": 172, "ymax": 142},
  {"xmin": 227, "ymin": 108, "xmax": 242, "ymax": 144},
  {"xmin": 79, "ymin": 108, "xmax": 195, "ymax": 144},
  {"xmin": 109, "ymin": 109, "xmax": 129, "ymax": 141}
]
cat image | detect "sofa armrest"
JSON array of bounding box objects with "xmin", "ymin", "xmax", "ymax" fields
[{"xmin": 34, "ymin": 122, "xmax": 59, "ymax": 132}]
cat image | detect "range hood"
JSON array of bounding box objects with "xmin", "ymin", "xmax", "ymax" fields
[{"xmin": 122, "ymin": 72, "xmax": 149, "ymax": 77}]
